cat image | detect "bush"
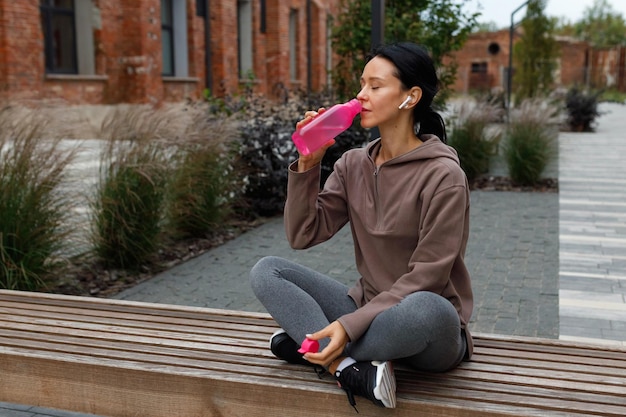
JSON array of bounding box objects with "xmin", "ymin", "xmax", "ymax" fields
[
  {"xmin": 237, "ymin": 116, "xmax": 298, "ymax": 217},
  {"xmin": 0, "ymin": 107, "xmax": 77, "ymax": 290},
  {"xmin": 600, "ymin": 89, "xmax": 626, "ymax": 104},
  {"xmin": 565, "ymin": 86, "xmax": 601, "ymax": 132},
  {"xmin": 90, "ymin": 108, "xmax": 169, "ymax": 270},
  {"xmin": 166, "ymin": 108, "xmax": 240, "ymax": 239},
  {"xmin": 235, "ymin": 91, "xmax": 369, "ymax": 217},
  {"xmin": 504, "ymin": 99, "xmax": 558, "ymax": 186},
  {"xmin": 448, "ymin": 99, "xmax": 503, "ymax": 181}
]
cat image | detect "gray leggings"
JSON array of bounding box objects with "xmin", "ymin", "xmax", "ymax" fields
[{"xmin": 250, "ymin": 256, "xmax": 466, "ymax": 372}]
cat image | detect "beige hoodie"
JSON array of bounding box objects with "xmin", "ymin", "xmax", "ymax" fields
[{"xmin": 285, "ymin": 135, "xmax": 474, "ymax": 358}]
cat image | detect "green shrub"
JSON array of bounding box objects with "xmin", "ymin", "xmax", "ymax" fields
[
  {"xmin": 167, "ymin": 111, "xmax": 240, "ymax": 239},
  {"xmin": 90, "ymin": 108, "xmax": 169, "ymax": 270},
  {"xmin": 504, "ymin": 99, "xmax": 558, "ymax": 186},
  {"xmin": 600, "ymin": 89, "xmax": 626, "ymax": 104},
  {"xmin": 565, "ymin": 86, "xmax": 601, "ymax": 132},
  {"xmin": 0, "ymin": 107, "xmax": 76, "ymax": 290},
  {"xmin": 448, "ymin": 100, "xmax": 503, "ymax": 181},
  {"xmin": 236, "ymin": 91, "xmax": 369, "ymax": 217}
]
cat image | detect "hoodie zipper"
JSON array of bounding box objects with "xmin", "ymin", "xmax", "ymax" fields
[{"xmin": 373, "ymin": 166, "xmax": 382, "ymax": 228}]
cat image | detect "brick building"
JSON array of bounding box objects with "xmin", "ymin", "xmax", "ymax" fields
[
  {"xmin": 0, "ymin": 0, "xmax": 338, "ymax": 105},
  {"xmin": 449, "ymin": 29, "xmax": 626, "ymax": 95}
]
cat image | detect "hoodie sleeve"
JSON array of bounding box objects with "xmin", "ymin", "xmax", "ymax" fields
[
  {"xmin": 337, "ymin": 181, "xmax": 470, "ymax": 342},
  {"xmin": 284, "ymin": 159, "xmax": 350, "ymax": 249}
]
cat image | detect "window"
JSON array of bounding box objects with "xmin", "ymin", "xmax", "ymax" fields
[
  {"xmin": 238, "ymin": 0, "xmax": 253, "ymax": 78},
  {"xmin": 161, "ymin": 0, "xmax": 174, "ymax": 75},
  {"xmin": 471, "ymin": 62, "xmax": 488, "ymax": 74},
  {"xmin": 289, "ymin": 9, "xmax": 298, "ymax": 80},
  {"xmin": 40, "ymin": 0, "xmax": 96, "ymax": 75},
  {"xmin": 40, "ymin": 0, "xmax": 77, "ymax": 74},
  {"xmin": 161, "ymin": 0, "xmax": 189, "ymax": 77}
]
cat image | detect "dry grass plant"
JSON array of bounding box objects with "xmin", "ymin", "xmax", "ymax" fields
[
  {"xmin": 89, "ymin": 103, "xmax": 241, "ymax": 270},
  {"xmin": 90, "ymin": 106, "xmax": 170, "ymax": 270},
  {"xmin": 165, "ymin": 103, "xmax": 241, "ymax": 239},
  {"xmin": 505, "ymin": 99, "xmax": 559, "ymax": 185},
  {"xmin": 448, "ymin": 99, "xmax": 504, "ymax": 181},
  {"xmin": 0, "ymin": 105, "xmax": 78, "ymax": 290}
]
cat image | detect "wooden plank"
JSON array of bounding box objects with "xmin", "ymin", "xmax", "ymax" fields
[
  {"xmin": 0, "ymin": 303, "xmax": 276, "ymax": 339},
  {"xmin": 1, "ymin": 351, "xmax": 537, "ymax": 417},
  {"xmin": 398, "ymin": 370, "xmax": 625, "ymax": 408},
  {"xmin": 473, "ymin": 347, "xmax": 626, "ymax": 376},
  {"xmin": 0, "ymin": 290, "xmax": 274, "ymax": 322},
  {"xmin": 474, "ymin": 333, "xmax": 626, "ymax": 358}
]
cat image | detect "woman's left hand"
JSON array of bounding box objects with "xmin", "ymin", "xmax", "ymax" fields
[{"xmin": 303, "ymin": 320, "xmax": 350, "ymax": 367}]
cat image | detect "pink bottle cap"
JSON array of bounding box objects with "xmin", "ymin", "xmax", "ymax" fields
[{"xmin": 297, "ymin": 338, "xmax": 319, "ymax": 354}]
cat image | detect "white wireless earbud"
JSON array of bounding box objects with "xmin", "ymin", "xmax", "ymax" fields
[{"xmin": 398, "ymin": 96, "xmax": 412, "ymax": 109}]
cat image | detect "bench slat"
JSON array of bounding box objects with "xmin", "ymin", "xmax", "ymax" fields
[
  {"xmin": 473, "ymin": 347, "xmax": 625, "ymax": 375},
  {"xmin": 400, "ymin": 371, "xmax": 624, "ymax": 408}
]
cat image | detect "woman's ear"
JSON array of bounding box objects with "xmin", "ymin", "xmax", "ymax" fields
[{"xmin": 409, "ymin": 87, "xmax": 423, "ymax": 106}]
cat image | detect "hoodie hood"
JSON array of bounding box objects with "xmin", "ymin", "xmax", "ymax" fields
[{"xmin": 365, "ymin": 134, "xmax": 460, "ymax": 167}]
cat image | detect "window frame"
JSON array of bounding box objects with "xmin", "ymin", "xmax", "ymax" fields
[
  {"xmin": 40, "ymin": 0, "xmax": 78, "ymax": 74},
  {"xmin": 237, "ymin": 0, "xmax": 253, "ymax": 79},
  {"xmin": 471, "ymin": 62, "xmax": 488, "ymax": 74},
  {"xmin": 289, "ymin": 8, "xmax": 299, "ymax": 81},
  {"xmin": 161, "ymin": 0, "xmax": 175, "ymax": 76}
]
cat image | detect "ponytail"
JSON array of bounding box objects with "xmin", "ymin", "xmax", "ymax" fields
[{"xmin": 416, "ymin": 107, "xmax": 447, "ymax": 144}]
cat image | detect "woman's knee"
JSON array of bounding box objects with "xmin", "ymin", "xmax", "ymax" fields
[
  {"xmin": 249, "ymin": 256, "xmax": 283, "ymax": 290},
  {"xmin": 403, "ymin": 292, "xmax": 460, "ymax": 333}
]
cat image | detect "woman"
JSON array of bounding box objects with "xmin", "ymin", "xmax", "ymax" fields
[{"xmin": 250, "ymin": 42, "xmax": 473, "ymax": 411}]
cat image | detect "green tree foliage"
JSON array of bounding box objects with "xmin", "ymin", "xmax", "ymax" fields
[
  {"xmin": 513, "ymin": 0, "xmax": 559, "ymax": 101},
  {"xmin": 330, "ymin": 0, "xmax": 478, "ymax": 104},
  {"xmin": 473, "ymin": 21, "xmax": 502, "ymax": 33},
  {"xmin": 574, "ymin": 0, "xmax": 626, "ymax": 47}
]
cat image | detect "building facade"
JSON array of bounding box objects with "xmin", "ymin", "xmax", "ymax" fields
[
  {"xmin": 449, "ymin": 29, "xmax": 626, "ymax": 95},
  {"xmin": 0, "ymin": 0, "xmax": 337, "ymax": 105}
]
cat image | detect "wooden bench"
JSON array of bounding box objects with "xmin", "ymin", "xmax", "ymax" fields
[{"xmin": 0, "ymin": 289, "xmax": 624, "ymax": 417}]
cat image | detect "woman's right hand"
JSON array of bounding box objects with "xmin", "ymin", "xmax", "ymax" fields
[{"xmin": 296, "ymin": 109, "xmax": 335, "ymax": 172}]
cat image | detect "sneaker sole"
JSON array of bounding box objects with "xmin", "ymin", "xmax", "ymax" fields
[
  {"xmin": 372, "ymin": 361, "xmax": 397, "ymax": 408},
  {"xmin": 269, "ymin": 329, "xmax": 287, "ymax": 350}
]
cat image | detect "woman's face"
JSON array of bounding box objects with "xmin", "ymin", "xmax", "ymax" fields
[{"xmin": 357, "ymin": 56, "xmax": 407, "ymax": 129}]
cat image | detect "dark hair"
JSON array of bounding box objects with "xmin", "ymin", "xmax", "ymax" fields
[{"xmin": 366, "ymin": 42, "xmax": 447, "ymax": 143}]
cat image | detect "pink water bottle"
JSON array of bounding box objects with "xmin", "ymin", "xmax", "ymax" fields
[{"xmin": 291, "ymin": 99, "xmax": 362, "ymax": 155}]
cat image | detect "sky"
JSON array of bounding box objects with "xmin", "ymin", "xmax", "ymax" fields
[{"xmin": 465, "ymin": 0, "xmax": 626, "ymax": 29}]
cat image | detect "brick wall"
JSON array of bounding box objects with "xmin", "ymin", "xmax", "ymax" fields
[
  {"xmin": 449, "ymin": 30, "xmax": 626, "ymax": 95},
  {"xmin": 588, "ymin": 47, "xmax": 626, "ymax": 91},
  {"xmin": 0, "ymin": 0, "xmax": 338, "ymax": 105},
  {"xmin": 0, "ymin": 0, "xmax": 44, "ymax": 102},
  {"xmin": 556, "ymin": 39, "xmax": 589, "ymax": 87},
  {"xmin": 447, "ymin": 30, "xmax": 512, "ymax": 94}
]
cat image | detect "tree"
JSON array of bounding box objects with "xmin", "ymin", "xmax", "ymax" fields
[
  {"xmin": 513, "ymin": 0, "xmax": 559, "ymax": 101},
  {"xmin": 474, "ymin": 21, "xmax": 502, "ymax": 33},
  {"xmin": 574, "ymin": 0, "xmax": 626, "ymax": 47},
  {"xmin": 330, "ymin": 0, "xmax": 478, "ymax": 104}
]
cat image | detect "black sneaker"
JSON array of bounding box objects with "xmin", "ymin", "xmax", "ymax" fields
[
  {"xmin": 269, "ymin": 329, "xmax": 311, "ymax": 366},
  {"xmin": 334, "ymin": 360, "xmax": 396, "ymax": 411}
]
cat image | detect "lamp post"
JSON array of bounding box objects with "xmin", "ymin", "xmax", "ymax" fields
[
  {"xmin": 372, "ymin": 0, "xmax": 384, "ymax": 47},
  {"xmin": 507, "ymin": 1, "xmax": 529, "ymax": 118},
  {"xmin": 370, "ymin": 1, "xmax": 384, "ymax": 139}
]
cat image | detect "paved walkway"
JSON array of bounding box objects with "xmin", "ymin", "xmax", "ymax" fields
[
  {"xmin": 558, "ymin": 103, "xmax": 626, "ymax": 345},
  {"xmin": 111, "ymin": 191, "xmax": 560, "ymax": 338},
  {"xmin": 4, "ymin": 102, "xmax": 625, "ymax": 417}
]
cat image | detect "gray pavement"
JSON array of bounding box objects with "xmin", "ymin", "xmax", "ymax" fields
[
  {"xmin": 112, "ymin": 191, "xmax": 560, "ymax": 338},
  {"xmin": 558, "ymin": 103, "xmax": 626, "ymax": 345},
  {"xmin": 5, "ymin": 102, "xmax": 626, "ymax": 417}
]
